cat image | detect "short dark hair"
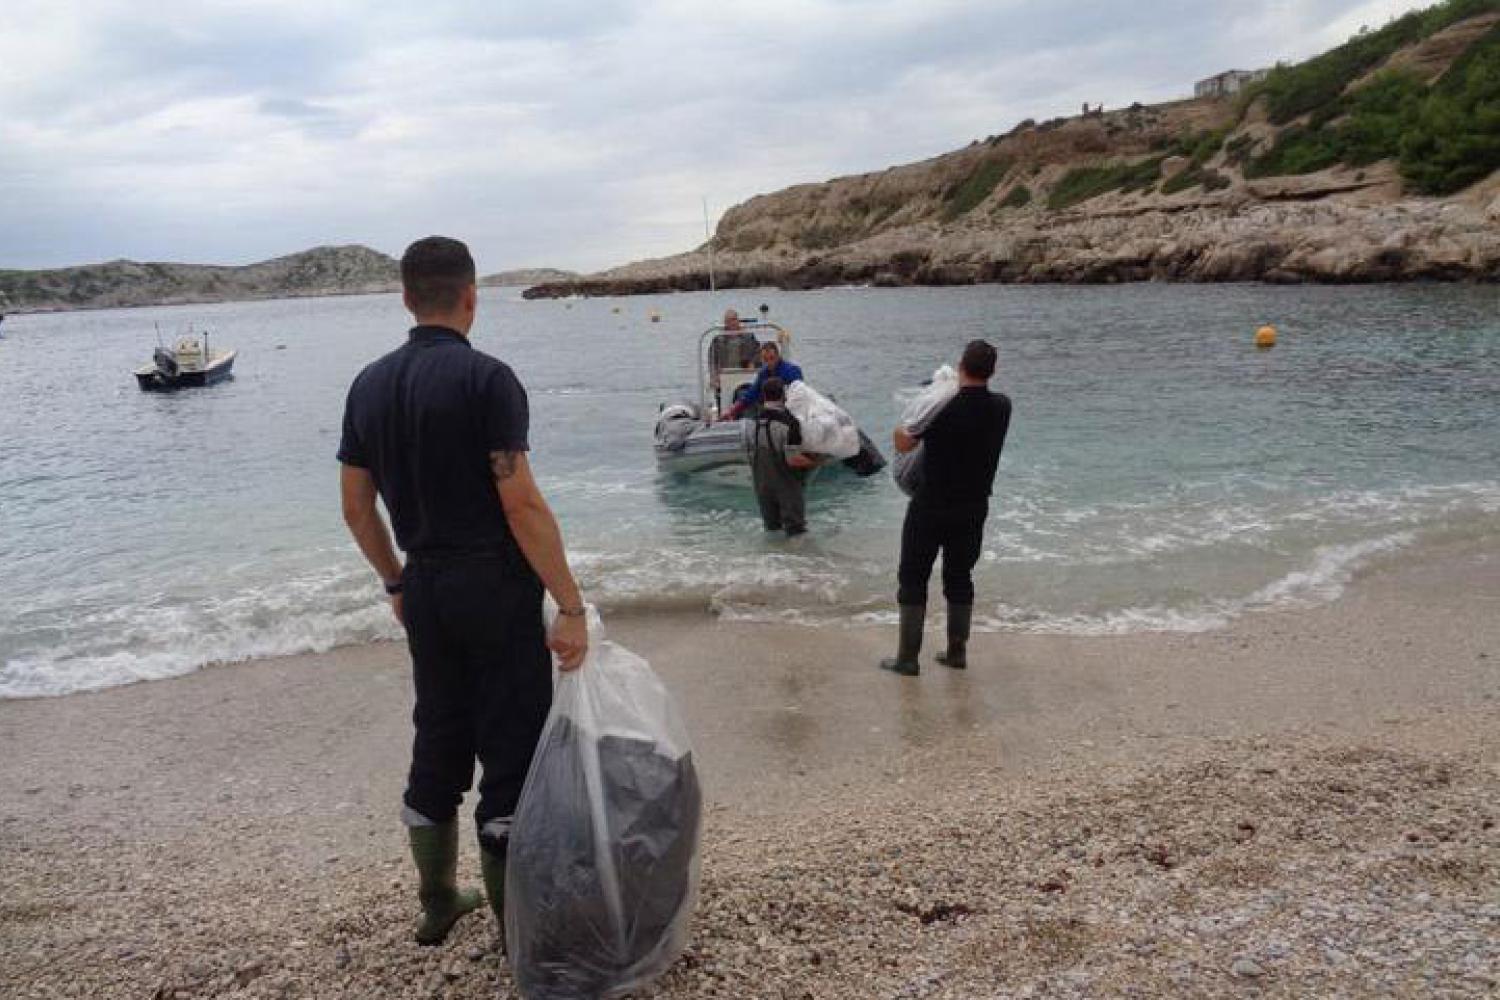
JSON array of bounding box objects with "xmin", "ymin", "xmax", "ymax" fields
[
  {"xmin": 960, "ymin": 339, "xmax": 997, "ymax": 380},
  {"xmin": 761, "ymin": 341, "xmax": 780, "ymax": 356},
  {"xmin": 762, "ymin": 377, "xmax": 786, "ymax": 402},
  {"xmin": 401, "ymin": 236, "xmax": 475, "ymax": 314}
]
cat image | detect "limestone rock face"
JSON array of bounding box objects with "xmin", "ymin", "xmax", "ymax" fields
[{"xmin": 526, "ymin": 192, "xmax": 1499, "ymax": 297}]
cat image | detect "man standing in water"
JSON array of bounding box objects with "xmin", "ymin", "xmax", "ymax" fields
[
  {"xmin": 749, "ymin": 377, "xmax": 817, "ymax": 537},
  {"xmin": 881, "ymin": 339, "xmax": 1011, "ymax": 676},
  {"xmin": 338, "ymin": 236, "xmax": 588, "ymax": 947}
]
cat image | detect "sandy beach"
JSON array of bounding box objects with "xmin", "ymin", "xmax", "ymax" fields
[{"xmin": 2, "ymin": 535, "xmax": 1496, "ymax": 999}]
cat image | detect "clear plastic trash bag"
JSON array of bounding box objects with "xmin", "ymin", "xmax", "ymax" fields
[
  {"xmin": 785, "ymin": 380, "xmax": 861, "ymax": 459},
  {"xmin": 505, "ymin": 611, "xmax": 702, "ymax": 1000},
  {"xmin": 893, "ymin": 365, "xmax": 960, "ymax": 497}
]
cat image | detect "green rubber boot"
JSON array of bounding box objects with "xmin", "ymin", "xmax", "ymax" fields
[
  {"xmin": 879, "ymin": 603, "xmax": 925, "ymax": 676},
  {"xmin": 480, "ymin": 847, "xmax": 507, "ymax": 954},
  {"xmin": 408, "ymin": 821, "xmax": 483, "ymax": 946},
  {"xmin": 936, "ymin": 603, "xmax": 972, "ymax": 669}
]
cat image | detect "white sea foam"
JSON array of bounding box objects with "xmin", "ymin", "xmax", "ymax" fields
[
  {"xmin": 722, "ymin": 529, "xmax": 1421, "ymax": 636},
  {"xmin": 0, "ymin": 566, "xmax": 401, "ymax": 699},
  {"xmin": 1, "ymin": 479, "xmax": 1491, "ymax": 698}
]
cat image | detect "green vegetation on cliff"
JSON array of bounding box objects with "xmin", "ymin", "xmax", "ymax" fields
[
  {"xmin": 1254, "ymin": 0, "xmax": 1498, "ymax": 124},
  {"xmin": 1401, "ymin": 22, "xmax": 1500, "ymax": 192},
  {"xmin": 1048, "ymin": 158, "xmax": 1163, "ymax": 210},
  {"xmin": 998, "ymin": 184, "xmax": 1033, "ymax": 209},
  {"xmin": 1245, "ymin": 21, "xmax": 1500, "ymax": 194},
  {"xmin": 943, "ymin": 157, "xmax": 1014, "ymax": 220}
]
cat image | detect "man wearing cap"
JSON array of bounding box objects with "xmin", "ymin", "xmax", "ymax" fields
[
  {"xmin": 881, "ymin": 339, "xmax": 1011, "ymax": 676},
  {"xmin": 338, "ymin": 235, "xmax": 588, "ymax": 947}
]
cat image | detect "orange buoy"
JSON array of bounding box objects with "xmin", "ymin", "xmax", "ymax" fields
[{"xmin": 1255, "ymin": 324, "xmax": 1277, "ymax": 349}]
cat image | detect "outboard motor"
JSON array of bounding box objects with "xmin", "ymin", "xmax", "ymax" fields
[{"xmin": 654, "ymin": 403, "xmax": 703, "ymax": 452}]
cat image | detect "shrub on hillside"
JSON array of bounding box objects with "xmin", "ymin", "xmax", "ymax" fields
[
  {"xmin": 1047, "ymin": 158, "xmax": 1163, "ymax": 210},
  {"xmin": 1252, "ymin": 0, "xmax": 1499, "ymax": 124},
  {"xmin": 943, "ymin": 157, "xmax": 1015, "ymax": 220},
  {"xmin": 1162, "ymin": 166, "xmax": 1233, "ymax": 195},
  {"xmin": 998, "ymin": 184, "xmax": 1033, "ymax": 209},
  {"xmin": 1242, "ymin": 21, "xmax": 1500, "ymax": 195},
  {"xmin": 1400, "ymin": 23, "xmax": 1500, "ymax": 193}
]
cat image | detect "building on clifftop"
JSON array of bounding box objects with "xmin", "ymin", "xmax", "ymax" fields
[{"xmin": 1194, "ymin": 68, "xmax": 1270, "ymax": 99}]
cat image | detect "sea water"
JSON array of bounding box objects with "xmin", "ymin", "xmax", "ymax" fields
[{"xmin": 1, "ymin": 284, "xmax": 1496, "ymax": 698}]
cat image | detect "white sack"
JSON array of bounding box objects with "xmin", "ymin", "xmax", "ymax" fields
[
  {"xmin": 893, "ymin": 365, "xmax": 961, "ymax": 498},
  {"xmin": 784, "ymin": 381, "xmax": 861, "ymax": 459}
]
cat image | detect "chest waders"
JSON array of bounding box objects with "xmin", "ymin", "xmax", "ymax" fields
[{"xmin": 751, "ymin": 413, "xmax": 806, "ymax": 536}]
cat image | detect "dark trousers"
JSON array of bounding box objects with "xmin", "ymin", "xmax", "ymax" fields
[
  {"xmin": 400, "ymin": 551, "xmax": 552, "ymax": 854},
  {"xmin": 753, "ymin": 470, "xmax": 806, "ymax": 536},
  {"xmin": 897, "ymin": 501, "xmax": 987, "ymax": 606}
]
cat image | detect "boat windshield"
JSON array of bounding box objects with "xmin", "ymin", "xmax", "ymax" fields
[{"xmin": 697, "ymin": 322, "xmax": 791, "ymax": 413}]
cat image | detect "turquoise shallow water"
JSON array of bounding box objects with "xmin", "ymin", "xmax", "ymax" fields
[{"xmin": 1, "ymin": 283, "xmax": 1497, "ymax": 697}]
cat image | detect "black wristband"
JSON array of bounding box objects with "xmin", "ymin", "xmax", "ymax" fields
[{"xmin": 383, "ymin": 578, "xmax": 404, "ymax": 596}]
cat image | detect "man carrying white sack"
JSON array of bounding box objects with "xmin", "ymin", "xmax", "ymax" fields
[
  {"xmin": 882, "ymin": 339, "xmax": 1012, "ymax": 676},
  {"xmin": 338, "ymin": 236, "xmax": 588, "ymax": 948}
]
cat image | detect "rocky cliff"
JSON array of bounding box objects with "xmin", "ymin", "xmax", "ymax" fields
[{"xmin": 527, "ymin": 1, "xmax": 1500, "ymax": 297}]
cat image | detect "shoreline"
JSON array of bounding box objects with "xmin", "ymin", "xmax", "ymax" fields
[
  {"xmin": 1, "ymin": 536, "xmax": 1496, "ymax": 997},
  {"xmin": 7, "ymin": 510, "xmax": 1497, "ymax": 703},
  {"xmin": 3, "ymin": 270, "xmax": 1497, "ymax": 317}
]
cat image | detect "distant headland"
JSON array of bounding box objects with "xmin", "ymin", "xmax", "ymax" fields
[{"xmin": 0, "ymin": 246, "xmax": 576, "ymax": 314}]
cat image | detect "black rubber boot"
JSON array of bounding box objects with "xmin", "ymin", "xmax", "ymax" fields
[
  {"xmin": 408, "ymin": 821, "xmax": 483, "ymax": 946},
  {"xmin": 936, "ymin": 603, "xmax": 972, "ymax": 669},
  {"xmin": 480, "ymin": 846, "xmax": 507, "ymax": 954},
  {"xmin": 879, "ymin": 604, "xmax": 925, "ymax": 676}
]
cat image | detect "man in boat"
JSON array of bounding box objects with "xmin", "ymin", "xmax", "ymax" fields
[
  {"xmin": 723, "ymin": 340, "xmax": 804, "ymax": 420},
  {"xmin": 881, "ymin": 339, "xmax": 1011, "ymax": 676},
  {"xmin": 750, "ymin": 377, "xmax": 816, "ymax": 537},
  {"xmin": 337, "ymin": 235, "xmax": 588, "ymax": 948},
  {"xmin": 708, "ymin": 309, "xmax": 760, "ymax": 403}
]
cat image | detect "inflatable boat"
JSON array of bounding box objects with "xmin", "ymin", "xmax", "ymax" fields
[{"xmin": 653, "ymin": 319, "xmax": 885, "ymax": 484}]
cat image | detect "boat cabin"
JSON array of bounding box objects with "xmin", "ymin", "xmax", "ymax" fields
[
  {"xmin": 169, "ymin": 335, "xmax": 209, "ymax": 372},
  {"xmin": 700, "ymin": 321, "xmax": 791, "ymax": 417}
]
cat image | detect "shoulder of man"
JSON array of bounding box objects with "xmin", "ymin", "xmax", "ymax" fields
[
  {"xmin": 344, "ymin": 345, "xmax": 405, "ymax": 401},
  {"xmin": 469, "ymin": 350, "xmax": 526, "ymax": 387}
]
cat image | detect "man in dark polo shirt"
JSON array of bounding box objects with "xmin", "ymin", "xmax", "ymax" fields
[
  {"xmin": 881, "ymin": 339, "xmax": 1011, "ymax": 676},
  {"xmin": 338, "ymin": 236, "xmax": 587, "ymax": 948}
]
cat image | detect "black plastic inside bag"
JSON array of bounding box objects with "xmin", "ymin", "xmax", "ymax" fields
[{"xmin": 508, "ymin": 715, "xmax": 702, "ymax": 1000}]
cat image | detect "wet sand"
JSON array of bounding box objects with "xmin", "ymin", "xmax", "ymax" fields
[{"xmin": 1, "ymin": 537, "xmax": 1496, "ymax": 998}]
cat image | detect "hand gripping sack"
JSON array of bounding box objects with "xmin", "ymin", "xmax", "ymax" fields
[
  {"xmin": 893, "ymin": 365, "xmax": 960, "ymax": 497},
  {"xmin": 784, "ymin": 380, "xmax": 861, "ymax": 459},
  {"xmin": 506, "ymin": 612, "xmax": 702, "ymax": 1000}
]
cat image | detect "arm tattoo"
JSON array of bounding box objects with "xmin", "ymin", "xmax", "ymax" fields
[{"xmin": 490, "ymin": 450, "xmax": 520, "ymax": 481}]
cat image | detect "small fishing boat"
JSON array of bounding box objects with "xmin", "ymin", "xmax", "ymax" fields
[
  {"xmin": 134, "ymin": 329, "xmax": 235, "ymax": 391},
  {"xmin": 653, "ymin": 318, "xmax": 885, "ymax": 483}
]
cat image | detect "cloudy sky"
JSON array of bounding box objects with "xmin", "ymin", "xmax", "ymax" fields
[{"xmin": 0, "ymin": 0, "xmax": 1433, "ymax": 273}]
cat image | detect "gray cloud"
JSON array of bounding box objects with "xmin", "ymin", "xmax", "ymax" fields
[{"xmin": 0, "ymin": 0, "xmax": 1434, "ymax": 272}]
